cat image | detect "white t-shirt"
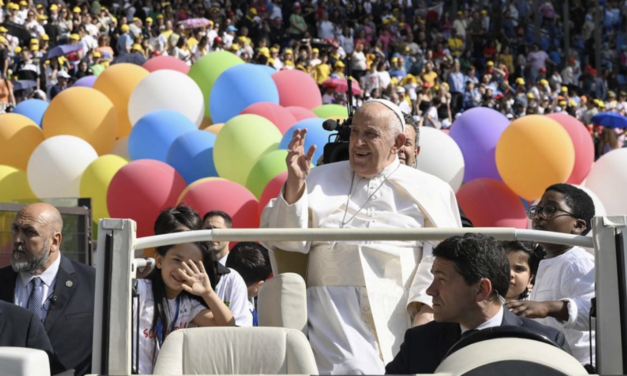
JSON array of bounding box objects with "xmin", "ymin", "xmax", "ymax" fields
[
  {"xmin": 215, "ymin": 267, "xmax": 253, "ymax": 327},
  {"xmin": 133, "ymin": 279, "xmax": 206, "ymax": 374}
]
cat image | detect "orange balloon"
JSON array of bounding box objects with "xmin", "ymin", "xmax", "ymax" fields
[
  {"xmin": 496, "ymin": 115, "xmax": 575, "ymax": 201},
  {"xmin": 0, "ymin": 113, "xmax": 44, "ymax": 170},
  {"xmin": 204, "ymin": 123, "xmax": 224, "ymax": 135},
  {"xmin": 199, "ymin": 116, "xmax": 213, "ymax": 130},
  {"xmin": 43, "ymin": 87, "xmax": 118, "ymax": 155},
  {"xmin": 93, "ymin": 63, "xmax": 149, "ymax": 138}
]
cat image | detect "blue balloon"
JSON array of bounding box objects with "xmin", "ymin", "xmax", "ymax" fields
[
  {"xmin": 166, "ymin": 130, "xmax": 218, "ymax": 184},
  {"xmin": 73, "ymin": 75, "xmax": 97, "ymax": 88},
  {"xmin": 210, "ymin": 63, "xmax": 279, "ymax": 124},
  {"xmin": 128, "ymin": 110, "xmax": 197, "ymax": 162},
  {"xmin": 256, "ymin": 64, "xmax": 277, "ymax": 76},
  {"xmin": 13, "ymin": 99, "xmax": 48, "ymax": 127},
  {"xmin": 279, "ymin": 118, "xmax": 328, "ymax": 163}
]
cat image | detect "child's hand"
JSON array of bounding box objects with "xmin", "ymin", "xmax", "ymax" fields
[
  {"xmin": 505, "ymin": 300, "xmax": 550, "ymax": 319},
  {"xmin": 177, "ymin": 260, "xmax": 214, "ymax": 297}
]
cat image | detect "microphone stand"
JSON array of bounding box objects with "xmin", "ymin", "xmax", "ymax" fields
[{"xmin": 346, "ymin": 56, "xmax": 354, "ymax": 117}]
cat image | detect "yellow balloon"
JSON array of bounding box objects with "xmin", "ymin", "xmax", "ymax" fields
[
  {"xmin": 43, "ymin": 87, "xmax": 119, "ymax": 155},
  {"xmin": 79, "ymin": 154, "xmax": 128, "ymax": 221},
  {"xmin": 0, "ymin": 114, "xmax": 44, "ymax": 170},
  {"xmin": 177, "ymin": 177, "xmax": 226, "ymax": 204},
  {"xmin": 496, "ymin": 115, "xmax": 575, "ymax": 201},
  {"xmin": 0, "ymin": 165, "xmax": 37, "ymax": 203},
  {"xmin": 93, "ymin": 63, "xmax": 149, "ymax": 138},
  {"xmin": 204, "ymin": 123, "xmax": 224, "ymax": 135}
]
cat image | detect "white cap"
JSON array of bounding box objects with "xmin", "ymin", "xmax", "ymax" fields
[
  {"xmin": 366, "ymin": 98, "xmax": 405, "ymax": 132},
  {"xmin": 58, "ymin": 70, "xmax": 70, "ymax": 79},
  {"xmin": 396, "ymin": 87, "xmax": 406, "ymax": 93}
]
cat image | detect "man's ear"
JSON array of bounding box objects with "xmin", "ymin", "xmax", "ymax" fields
[
  {"xmin": 392, "ymin": 132, "xmax": 406, "ymax": 154},
  {"xmin": 415, "ymin": 145, "xmax": 421, "ymax": 158},
  {"xmin": 572, "ymin": 218, "xmax": 587, "ymax": 235},
  {"xmin": 476, "ymin": 278, "xmax": 493, "ymax": 302}
]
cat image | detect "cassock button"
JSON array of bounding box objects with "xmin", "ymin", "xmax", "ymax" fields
[{"xmin": 66, "ymin": 280, "xmax": 73, "ymax": 288}]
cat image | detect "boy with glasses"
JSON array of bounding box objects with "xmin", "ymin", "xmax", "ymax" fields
[{"xmin": 505, "ymin": 183, "xmax": 595, "ymax": 367}]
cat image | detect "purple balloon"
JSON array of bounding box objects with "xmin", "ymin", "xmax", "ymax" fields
[
  {"xmin": 72, "ymin": 75, "xmax": 97, "ymax": 88},
  {"xmin": 449, "ymin": 107, "xmax": 510, "ymax": 182}
]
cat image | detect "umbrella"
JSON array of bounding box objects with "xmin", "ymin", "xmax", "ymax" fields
[
  {"xmin": 322, "ymin": 78, "xmax": 362, "ymax": 96},
  {"xmin": 44, "ymin": 44, "xmax": 82, "ymax": 59},
  {"xmin": 12, "ymin": 80, "xmax": 37, "ymax": 91},
  {"xmin": 178, "ymin": 18, "xmax": 211, "ymax": 29},
  {"xmin": 0, "ymin": 21, "xmax": 30, "ymax": 44},
  {"xmin": 591, "ymin": 112, "xmax": 627, "ymax": 129},
  {"xmin": 112, "ymin": 52, "xmax": 147, "ymax": 66}
]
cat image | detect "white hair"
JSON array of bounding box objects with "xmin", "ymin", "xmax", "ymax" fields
[{"xmin": 363, "ymin": 99, "xmax": 405, "ymax": 135}]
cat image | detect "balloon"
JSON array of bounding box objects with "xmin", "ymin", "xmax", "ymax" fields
[
  {"xmin": 128, "ymin": 110, "xmax": 198, "ymax": 162},
  {"xmin": 178, "ymin": 178, "xmax": 259, "ymax": 229},
  {"xmin": 457, "ymin": 178, "xmax": 528, "ymax": 229},
  {"xmin": 259, "ymin": 171, "xmax": 288, "ymax": 217},
  {"xmin": 107, "ymin": 159, "xmax": 187, "ymax": 237},
  {"xmin": 545, "ymin": 113, "xmax": 594, "ymax": 185},
  {"xmin": 176, "ymin": 177, "xmax": 225, "ymax": 203},
  {"xmin": 143, "ymin": 55, "xmax": 190, "ymax": 74},
  {"xmin": 496, "ymin": 115, "xmax": 575, "ymax": 201},
  {"xmin": 210, "ymin": 63, "xmax": 280, "ymax": 124},
  {"xmin": 245, "ymin": 150, "xmax": 288, "ymax": 199},
  {"xmin": 12, "ymin": 99, "xmax": 48, "ymax": 127},
  {"xmin": 80, "ymin": 155, "xmax": 128, "ymax": 221},
  {"xmin": 199, "ymin": 117, "xmax": 213, "ymax": 130},
  {"xmin": 573, "ymin": 185, "xmax": 606, "ymax": 216},
  {"xmin": 255, "ymin": 64, "xmax": 277, "ymax": 75},
  {"xmin": 311, "ymin": 104, "xmax": 348, "ymax": 119},
  {"xmin": 285, "ymin": 106, "xmax": 318, "ymax": 121},
  {"xmin": 204, "ymin": 123, "xmax": 224, "ymax": 135},
  {"xmin": 73, "ymin": 75, "xmax": 97, "ymax": 87},
  {"xmin": 272, "ymin": 70, "xmax": 322, "ymax": 110},
  {"xmin": 415, "ymin": 127, "xmax": 465, "ymax": 191},
  {"xmin": 27, "ymin": 136, "xmax": 98, "ymax": 198},
  {"xmin": 213, "ymin": 114, "xmax": 282, "ymax": 185},
  {"xmin": 241, "ymin": 102, "xmax": 297, "ymax": 134},
  {"xmin": 449, "ymin": 107, "xmax": 510, "ymax": 182},
  {"xmin": 110, "ymin": 136, "xmax": 130, "ymax": 160},
  {"xmin": 584, "ymin": 148, "xmax": 627, "ymax": 215},
  {"xmin": 188, "ymin": 51, "xmax": 243, "ymax": 119},
  {"xmin": 93, "ymin": 63, "xmax": 150, "ymax": 138},
  {"xmin": 0, "ymin": 113, "xmax": 44, "ymax": 170},
  {"xmin": 279, "ymin": 118, "xmax": 328, "ymax": 164},
  {"xmin": 0, "ymin": 165, "xmax": 37, "ymax": 203},
  {"xmin": 43, "ymin": 87, "xmax": 118, "ymax": 155},
  {"xmin": 128, "ymin": 70, "xmax": 204, "ymax": 127},
  {"xmin": 166, "ymin": 130, "xmax": 218, "ymax": 184}
]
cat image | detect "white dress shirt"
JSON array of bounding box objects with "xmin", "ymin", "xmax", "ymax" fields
[
  {"xmin": 460, "ymin": 305, "xmax": 504, "ymax": 335},
  {"xmin": 215, "ymin": 268, "xmax": 253, "ymax": 327},
  {"xmin": 14, "ymin": 253, "xmax": 62, "ymax": 322}
]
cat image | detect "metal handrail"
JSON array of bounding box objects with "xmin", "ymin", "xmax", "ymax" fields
[{"xmin": 135, "ymin": 228, "xmax": 594, "ymax": 249}]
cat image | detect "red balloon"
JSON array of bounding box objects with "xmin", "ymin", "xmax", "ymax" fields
[
  {"xmin": 179, "ymin": 179, "xmax": 259, "ymax": 229},
  {"xmin": 107, "ymin": 160, "xmax": 187, "ymax": 238},
  {"xmin": 142, "ymin": 56, "xmax": 190, "ymax": 74},
  {"xmin": 258, "ymin": 171, "xmax": 288, "ymax": 217},
  {"xmin": 456, "ymin": 178, "xmax": 528, "ymax": 229},
  {"xmin": 545, "ymin": 113, "xmax": 594, "ymax": 185},
  {"xmin": 272, "ymin": 70, "xmax": 322, "ymax": 110},
  {"xmin": 241, "ymin": 102, "xmax": 297, "ymax": 135},
  {"xmin": 285, "ymin": 106, "xmax": 318, "ymax": 122}
]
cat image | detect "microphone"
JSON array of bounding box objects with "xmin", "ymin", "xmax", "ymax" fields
[
  {"xmin": 322, "ymin": 119, "xmax": 339, "ymax": 131},
  {"xmin": 50, "ymin": 295, "xmax": 57, "ymax": 306}
]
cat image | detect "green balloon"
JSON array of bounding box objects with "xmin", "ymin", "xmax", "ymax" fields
[
  {"xmin": 311, "ymin": 104, "xmax": 349, "ymax": 119},
  {"xmin": 245, "ymin": 150, "xmax": 288, "ymax": 199},
  {"xmin": 188, "ymin": 51, "xmax": 244, "ymax": 120},
  {"xmin": 214, "ymin": 114, "xmax": 282, "ymax": 186}
]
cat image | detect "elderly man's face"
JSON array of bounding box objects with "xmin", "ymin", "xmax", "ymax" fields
[
  {"xmin": 349, "ymin": 102, "xmax": 405, "ymax": 178},
  {"xmin": 399, "ymin": 125, "xmax": 418, "ymax": 167},
  {"xmin": 427, "ymin": 257, "xmax": 479, "ymax": 323},
  {"xmin": 10, "ymin": 208, "xmax": 58, "ymax": 274}
]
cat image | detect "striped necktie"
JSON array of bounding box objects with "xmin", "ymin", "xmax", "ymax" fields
[{"xmin": 27, "ymin": 277, "xmax": 44, "ymax": 322}]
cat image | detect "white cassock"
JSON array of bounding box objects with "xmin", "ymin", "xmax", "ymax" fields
[{"xmin": 261, "ymin": 158, "xmax": 462, "ymax": 374}]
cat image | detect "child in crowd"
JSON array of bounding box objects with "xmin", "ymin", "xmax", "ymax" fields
[
  {"xmin": 226, "ymin": 242, "xmax": 272, "ymax": 326},
  {"xmin": 505, "ymin": 184, "xmax": 595, "ymax": 366},
  {"xmin": 501, "ymin": 240, "xmax": 545, "ymax": 301}
]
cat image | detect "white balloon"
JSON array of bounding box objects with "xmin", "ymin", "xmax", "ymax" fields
[
  {"xmin": 128, "ymin": 70, "xmax": 205, "ymax": 127},
  {"xmin": 415, "ymin": 127, "xmax": 465, "ymax": 191},
  {"xmin": 27, "ymin": 135, "xmax": 98, "ymax": 198},
  {"xmin": 110, "ymin": 136, "xmax": 130, "ymax": 160},
  {"xmin": 584, "ymin": 148, "xmax": 627, "ymax": 216}
]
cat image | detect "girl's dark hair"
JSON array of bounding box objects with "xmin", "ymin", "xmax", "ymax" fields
[{"xmin": 501, "ymin": 241, "xmax": 546, "ymax": 299}]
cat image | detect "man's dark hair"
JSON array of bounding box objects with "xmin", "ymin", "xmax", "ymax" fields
[
  {"xmin": 545, "ymin": 184, "xmax": 595, "ymax": 235},
  {"xmin": 225, "ymin": 242, "xmax": 272, "ymax": 287},
  {"xmin": 202, "ymin": 210, "xmax": 233, "ymax": 228},
  {"xmin": 433, "ymin": 233, "xmax": 510, "ymax": 303},
  {"xmin": 154, "ymin": 205, "xmax": 202, "ymax": 235},
  {"xmin": 403, "ymin": 112, "xmax": 420, "ymax": 147}
]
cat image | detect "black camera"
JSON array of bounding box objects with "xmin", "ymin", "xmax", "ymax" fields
[{"xmin": 322, "ymin": 117, "xmax": 352, "ymax": 164}]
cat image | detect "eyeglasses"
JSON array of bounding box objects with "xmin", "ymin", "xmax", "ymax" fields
[{"xmin": 527, "ymin": 204, "xmax": 579, "ymax": 220}]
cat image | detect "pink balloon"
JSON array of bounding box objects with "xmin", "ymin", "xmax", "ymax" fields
[
  {"xmin": 272, "ymin": 70, "xmax": 322, "ymax": 110},
  {"xmin": 107, "ymin": 160, "xmax": 187, "ymax": 238},
  {"xmin": 179, "ymin": 179, "xmax": 260, "ymax": 229},
  {"xmin": 241, "ymin": 102, "xmax": 297, "ymax": 135},
  {"xmin": 142, "ymin": 55, "xmax": 190, "ymax": 74},
  {"xmin": 545, "ymin": 113, "xmax": 594, "ymax": 185},
  {"xmin": 258, "ymin": 171, "xmax": 288, "ymax": 217},
  {"xmin": 456, "ymin": 178, "xmax": 528, "ymax": 229},
  {"xmin": 285, "ymin": 106, "xmax": 318, "ymax": 122}
]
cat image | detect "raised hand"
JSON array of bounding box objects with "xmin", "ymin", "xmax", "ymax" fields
[
  {"xmin": 177, "ymin": 260, "xmax": 214, "ymax": 297},
  {"xmin": 284, "ymin": 128, "xmax": 316, "ymax": 204}
]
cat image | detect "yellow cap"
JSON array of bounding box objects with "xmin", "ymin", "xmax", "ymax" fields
[
  {"xmin": 249, "ymin": 8, "xmax": 257, "ymax": 15},
  {"xmin": 270, "ymin": 47, "xmax": 278, "ymax": 52},
  {"xmin": 515, "ymin": 77, "xmax": 525, "ymax": 85},
  {"xmin": 481, "ymin": 9, "xmax": 487, "ymax": 14},
  {"xmin": 41, "ymin": 34, "xmax": 49, "ymax": 41},
  {"xmin": 14, "ymin": 46, "xmax": 21, "ymax": 53},
  {"xmin": 0, "ymin": 27, "xmax": 8, "ymax": 33},
  {"xmin": 44, "ymin": 60, "xmax": 49, "ymax": 64},
  {"xmin": 133, "ymin": 17, "xmax": 140, "ymax": 21},
  {"xmin": 486, "ymin": 60, "xmax": 493, "ymax": 66},
  {"xmin": 312, "ymin": 48, "xmax": 319, "ymax": 53},
  {"xmin": 37, "ymin": 14, "xmax": 47, "ymax": 20},
  {"xmin": 258, "ymin": 47, "xmax": 269, "ymax": 57},
  {"xmin": 559, "ymin": 100, "xmax": 567, "ymax": 106},
  {"xmin": 19, "ymin": 1, "xmax": 26, "ymax": 6},
  {"xmin": 9, "ymin": 3, "xmax": 18, "ymax": 10},
  {"xmin": 390, "ymin": 77, "xmax": 399, "ymax": 85},
  {"xmin": 157, "ymin": 14, "xmax": 164, "ymax": 19},
  {"xmin": 73, "ymin": 6, "xmax": 81, "ymax": 13},
  {"xmin": 29, "ymin": 38, "xmax": 38, "ymax": 45},
  {"xmin": 69, "ymin": 33, "xmax": 80, "ymax": 40},
  {"xmin": 268, "ymin": 57, "xmax": 275, "ymax": 65},
  {"xmin": 335, "ymin": 61, "xmax": 345, "ymax": 68},
  {"xmin": 49, "ymin": 4, "xmax": 58, "ymax": 10},
  {"xmin": 31, "ymin": 45, "xmax": 39, "ymax": 51},
  {"xmin": 0, "ymin": 36, "xmax": 6, "ymax": 44},
  {"xmin": 237, "ymin": 36, "xmax": 247, "ymax": 42},
  {"xmin": 132, "ymin": 44, "xmax": 142, "ymax": 51},
  {"xmin": 121, "ymin": 24, "xmax": 130, "ymax": 32},
  {"xmin": 539, "ymin": 79, "xmax": 548, "ymax": 86},
  {"xmin": 526, "ymin": 93, "xmax": 534, "ymax": 99},
  {"xmin": 230, "ymin": 43, "xmax": 240, "ymax": 50},
  {"xmin": 561, "ymin": 86, "xmax": 568, "ymax": 92},
  {"xmin": 284, "ymin": 48, "xmax": 293, "ymax": 55},
  {"xmin": 146, "ymin": 17, "xmax": 153, "ymax": 22},
  {"xmin": 36, "ymin": 4, "xmax": 43, "ymax": 8},
  {"xmin": 93, "ymin": 51, "xmax": 101, "ymax": 57}
]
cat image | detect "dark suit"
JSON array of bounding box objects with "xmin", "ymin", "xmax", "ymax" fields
[
  {"xmin": 385, "ymin": 308, "xmax": 568, "ymax": 374},
  {"xmin": 0, "ymin": 254, "xmax": 96, "ymax": 376}
]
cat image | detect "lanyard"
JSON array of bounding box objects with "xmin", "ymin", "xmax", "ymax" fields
[{"xmin": 155, "ymin": 295, "xmax": 180, "ymax": 346}]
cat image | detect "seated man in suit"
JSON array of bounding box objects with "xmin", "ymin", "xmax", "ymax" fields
[
  {"xmin": 0, "ymin": 203, "xmax": 96, "ymax": 376},
  {"xmin": 385, "ymin": 233, "xmax": 568, "ymax": 374}
]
